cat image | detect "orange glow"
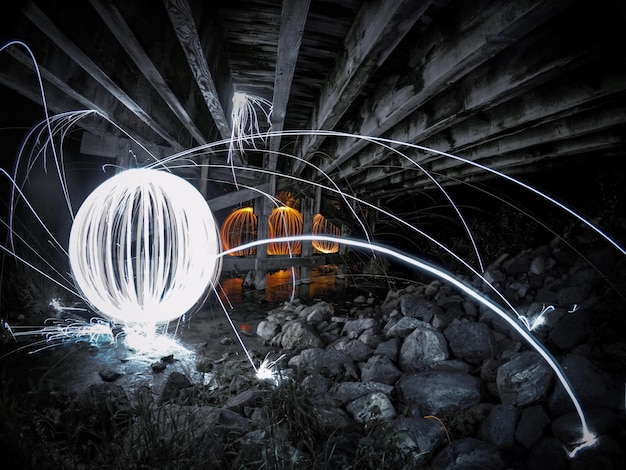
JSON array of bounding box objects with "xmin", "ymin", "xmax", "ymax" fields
[
  {"xmin": 312, "ymin": 213, "xmax": 340, "ymax": 254},
  {"xmin": 220, "ymin": 207, "xmax": 257, "ymax": 256},
  {"xmin": 267, "ymin": 206, "xmax": 303, "ymax": 255}
]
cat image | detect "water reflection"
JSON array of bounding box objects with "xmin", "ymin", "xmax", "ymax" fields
[{"xmin": 219, "ymin": 265, "xmax": 339, "ymax": 304}]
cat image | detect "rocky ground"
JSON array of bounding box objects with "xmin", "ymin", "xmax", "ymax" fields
[{"xmin": 2, "ymin": 217, "xmax": 626, "ymax": 469}]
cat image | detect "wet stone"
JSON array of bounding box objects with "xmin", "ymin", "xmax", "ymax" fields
[
  {"xmin": 496, "ymin": 351, "xmax": 553, "ymax": 406},
  {"xmin": 99, "ymin": 368, "xmax": 122, "ymax": 382}
]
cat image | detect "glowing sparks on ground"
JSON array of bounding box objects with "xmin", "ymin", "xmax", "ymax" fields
[
  {"xmin": 68, "ymin": 168, "xmax": 221, "ymax": 325},
  {"xmin": 256, "ymin": 353, "xmax": 286, "ymax": 385},
  {"xmin": 6, "ymin": 317, "xmax": 116, "ymax": 355},
  {"xmin": 520, "ymin": 304, "xmax": 555, "ymax": 331}
]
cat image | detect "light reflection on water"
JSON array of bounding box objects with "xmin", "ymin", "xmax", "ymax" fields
[{"xmin": 219, "ymin": 265, "xmax": 340, "ymax": 304}]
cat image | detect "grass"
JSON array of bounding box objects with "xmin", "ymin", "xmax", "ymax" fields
[{"xmin": 0, "ymin": 358, "xmax": 428, "ymax": 469}]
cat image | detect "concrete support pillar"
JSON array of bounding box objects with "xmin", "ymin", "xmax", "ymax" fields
[
  {"xmin": 253, "ymin": 196, "xmax": 270, "ymax": 290},
  {"xmin": 253, "ymin": 172, "xmax": 275, "ymax": 290},
  {"xmin": 300, "ymin": 197, "xmax": 314, "ymax": 284}
]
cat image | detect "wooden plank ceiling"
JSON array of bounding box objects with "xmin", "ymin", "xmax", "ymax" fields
[{"xmin": 1, "ymin": 0, "xmax": 625, "ymax": 215}]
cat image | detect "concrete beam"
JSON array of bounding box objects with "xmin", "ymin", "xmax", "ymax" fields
[
  {"xmin": 318, "ymin": 0, "xmax": 566, "ymax": 176},
  {"xmin": 337, "ymin": 22, "xmax": 595, "ymax": 181},
  {"xmin": 292, "ymin": 0, "xmax": 430, "ymax": 175},
  {"xmin": 90, "ymin": 0, "xmax": 209, "ymax": 146},
  {"xmin": 364, "ymin": 111, "xmax": 626, "ymax": 198},
  {"xmin": 22, "ymin": 1, "xmax": 184, "ymax": 152},
  {"xmin": 267, "ymin": 0, "xmax": 311, "ymax": 170},
  {"xmin": 371, "ymin": 134, "xmax": 623, "ymax": 198},
  {"xmin": 207, "ymin": 183, "xmax": 271, "ymax": 212},
  {"xmin": 346, "ymin": 67, "xmax": 626, "ymax": 188},
  {"xmin": 164, "ymin": 0, "xmax": 233, "ymax": 142}
]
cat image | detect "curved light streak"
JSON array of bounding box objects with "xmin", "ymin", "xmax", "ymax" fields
[
  {"xmin": 68, "ymin": 168, "xmax": 221, "ymax": 325},
  {"xmin": 222, "ymin": 235, "xmax": 595, "ymax": 447}
]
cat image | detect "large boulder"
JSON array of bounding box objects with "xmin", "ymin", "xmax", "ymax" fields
[
  {"xmin": 399, "ymin": 321, "xmax": 449, "ymax": 371},
  {"xmin": 395, "ymin": 370, "xmax": 481, "ymax": 415},
  {"xmin": 496, "ymin": 351, "xmax": 553, "ymax": 406},
  {"xmin": 444, "ymin": 320, "xmax": 497, "ymax": 364}
]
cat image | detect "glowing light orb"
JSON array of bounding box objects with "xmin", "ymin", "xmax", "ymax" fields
[
  {"xmin": 267, "ymin": 206, "xmax": 303, "ymax": 255},
  {"xmin": 312, "ymin": 214, "xmax": 340, "ymax": 254},
  {"xmin": 220, "ymin": 207, "xmax": 257, "ymax": 256},
  {"xmin": 69, "ymin": 169, "xmax": 221, "ymax": 325}
]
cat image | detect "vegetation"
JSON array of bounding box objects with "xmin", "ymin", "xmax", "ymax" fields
[{"xmin": 0, "ymin": 360, "xmax": 422, "ymax": 469}]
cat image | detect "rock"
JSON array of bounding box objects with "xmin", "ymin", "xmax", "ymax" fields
[
  {"xmin": 503, "ymin": 253, "xmax": 530, "ymax": 277},
  {"xmin": 280, "ymin": 320, "xmax": 325, "ymax": 349},
  {"xmin": 556, "ymin": 286, "xmax": 589, "ymax": 308},
  {"xmin": 444, "ymin": 321, "xmax": 497, "ymax": 363},
  {"xmin": 547, "ymin": 353, "xmax": 613, "ymax": 416},
  {"xmin": 360, "ymin": 354, "xmax": 402, "ymax": 385},
  {"xmin": 398, "ymin": 321, "xmax": 449, "ymax": 371},
  {"xmin": 395, "ymin": 370, "xmax": 481, "ymax": 415},
  {"xmin": 430, "ymin": 437, "xmax": 504, "ymax": 470},
  {"xmin": 529, "ymin": 255, "xmax": 546, "ymax": 275},
  {"xmin": 330, "ymin": 338, "xmax": 372, "ymax": 362},
  {"xmin": 288, "ymin": 347, "xmax": 353, "ymax": 377},
  {"xmin": 385, "ymin": 316, "xmax": 423, "ymax": 338},
  {"xmin": 151, "ymin": 360, "xmax": 167, "ymax": 372},
  {"xmin": 391, "ymin": 416, "xmax": 446, "ymax": 459},
  {"xmin": 224, "ymin": 389, "xmax": 267, "ymax": 414},
  {"xmin": 99, "ymin": 368, "xmax": 122, "ymax": 382},
  {"xmin": 496, "ymin": 351, "xmax": 553, "ymax": 406},
  {"xmin": 515, "ymin": 405, "xmax": 551, "ymax": 449},
  {"xmin": 159, "ymin": 371, "xmax": 193, "ymax": 404},
  {"xmin": 300, "ymin": 302, "xmax": 331, "ymax": 322},
  {"xmin": 342, "ymin": 317, "xmax": 378, "ymax": 339},
  {"xmin": 400, "ymin": 294, "xmax": 436, "ymax": 322},
  {"xmin": 329, "ymin": 381, "xmax": 393, "ymax": 406},
  {"xmin": 315, "ymin": 405, "xmax": 352, "ymax": 429},
  {"xmin": 551, "ymin": 407, "xmax": 621, "ymax": 445},
  {"xmin": 346, "ymin": 392, "xmax": 396, "ymax": 423},
  {"xmin": 357, "ymin": 329, "xmax": 383, "ymax": 349},
  {"xmin": 526, "ymin": 437, "xmax": 568, "ymax": 470},
  {"xmin": 477, "ymin": 404, "xmax": 518, "ymax": 449},
  {"xmin": 256, "ymin": 320, "xmax": 281, "ymax": 341},
  {"xmin": 549, "ymin": 309, "xmax": 589, "ymax": 351},
  {"xmin": 374, "ymin": 337, "xmax": 400, "ymax": 361}
]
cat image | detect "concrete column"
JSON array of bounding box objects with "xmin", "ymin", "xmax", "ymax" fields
[
  {"xmin": 300, "ymin": 197, "xmax": 314, "ymax": 284},
  {"xmin": 253, "ymin": 174, "xmax": 274, "ymax": 290}
]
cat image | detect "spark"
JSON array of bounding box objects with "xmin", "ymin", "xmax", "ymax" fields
[
  {"xmin": 519, "ymin": 304, "xmax": 555, "ymax": 331},
  {"xmin": 121, "ymin": 323, "xmax": 193, "ymax": 361},
  {"xmin": 49, "ymin": 297, "xmax": 88, "ymax": 314},
  {"xmin": 567, "ymin": 430, "xmax": 599, "ymax": 458},
  {"xmin": 7, "ymin": 317, "xmax": 116, "ymax": 355},
  {"xmin": 256, "ymin": 353, "xmax": 286, "ymax": 385}
]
